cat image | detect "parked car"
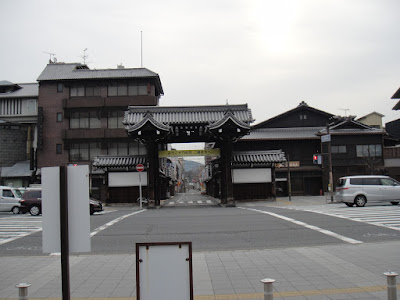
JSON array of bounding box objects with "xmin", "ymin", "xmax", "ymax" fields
[
  {"xmin": 19, "ymin": 190, "xmax": 42, "ymax": 216},
  {"xmin": 19, "ymin": 189, "xmax": 104, "ymax": 216},
  {"xmin": 89, "ymin": 198, "xmax": 103, "ymax": 215},
  {"xmin": 336, "ymin": 175, "xmax": 400, "ymax": 207},
  {"xmin": 0, "ymin": 186, "xmax": 22, "ymax": 214},
  {"xmin": 18, "ymin": 186, "xmax": 42, "ymax": 195}
]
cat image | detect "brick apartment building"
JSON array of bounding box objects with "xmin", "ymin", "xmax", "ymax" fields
[{"xmin": 36, "ymin": 62, "xmax": 163, "ymax": 201}]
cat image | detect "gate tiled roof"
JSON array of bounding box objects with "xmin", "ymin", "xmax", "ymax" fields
[
  {"xmin": 232, "ymin": 150, "xmax": 286, "ymax": 164},
  {"xmin": 92, "ymin": 156, "xmax": 146, "ymax": 169},
  {"xmin": 124, "ymin": 104, "xmax": 254, "ymax": 125},
  {"xmin": 240, "ymin": 127, "xmax": 322, "ymax": 140}
]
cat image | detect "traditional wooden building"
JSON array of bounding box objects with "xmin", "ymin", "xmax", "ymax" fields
[{"xmin": 236, "ymin": 102, "xmax": 386, "ymax": 196}]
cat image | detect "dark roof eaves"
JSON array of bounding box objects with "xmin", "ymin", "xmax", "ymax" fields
[{"xmin": 252, "ymin": 105, "xmax": 333, "ymax": 129}]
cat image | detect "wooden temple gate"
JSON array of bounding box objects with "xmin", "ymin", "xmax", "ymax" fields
[{"xmin": 122, "ymin": 105, "xmax": 253, "ymax": 207}]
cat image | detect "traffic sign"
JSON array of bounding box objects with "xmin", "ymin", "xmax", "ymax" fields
[{"xmin": 136, "ymin": 164, "xmax": 144, "ymax": 172}]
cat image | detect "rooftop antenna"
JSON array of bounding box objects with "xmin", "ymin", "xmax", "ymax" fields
[
  {"xmin": 141, "ymin": 31, "xmax": 143, "ymax": 67},
  {"xmin": 82, "ymin": 48, "xmax": 88, "ymax": 64},
  {"xmin": 44, "ymin": 52, "xmax": 56, "ymax": 63},
  {"xmin": 339, "ymin": 108, "xmax": 350, "ymax": 116}
]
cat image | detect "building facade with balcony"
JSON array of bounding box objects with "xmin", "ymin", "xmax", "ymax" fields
[{"xmin": 36, "ymin": 62, "xmax": 163, "ymax": 202}]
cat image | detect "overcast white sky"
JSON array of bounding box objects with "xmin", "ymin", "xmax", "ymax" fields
[{"xmin": 1, "ymin": 0, "xmax": 400, "ymax": 127}]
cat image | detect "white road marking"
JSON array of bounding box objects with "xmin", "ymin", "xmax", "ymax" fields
[
  {"xmin": 90, "ymin": 209, "xmax": 146, "ymax": 237},
  {"xmin": 286, "ymin": 205, "xmax": 400, "ymax": 231},
  {"xmin": 0, "ymin": 216, "xmax": 43, "ymax": 245},
  {"xmin": 238, "ymin": 207, "xmax": 363, "ymax": 244}
]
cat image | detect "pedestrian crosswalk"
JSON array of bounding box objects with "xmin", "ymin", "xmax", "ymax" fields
[
  {"xmin": 166, "ymin": 200, "xmax": 216, "ymax": 206},
  {"xmin": 286, "ymin": 205, "xmax": 400, "ymax": 231},
  {"xmin": 0, "ymin": 215, "xmax": 42, "ymax": 245}
]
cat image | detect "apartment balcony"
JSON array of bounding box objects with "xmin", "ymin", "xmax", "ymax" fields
[
  {"xmin": 63, "ymin": 95, "xmax": 158, "ymax": 109},
  {"xmin": 63, "ymin": 128, "xmax": 128, "ymax": 140},
  {"xmin": 63, "ymin": 128, "xmax": 105, "ymax": 139}
]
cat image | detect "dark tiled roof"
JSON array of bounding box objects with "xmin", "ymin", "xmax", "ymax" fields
[
  {"xmin": 124, "ymin": 105, "xmax": 254, "ymax": 125},
  {"xmin": 392, "ymin": 87, "xmax": 400, "ymax": 99},
  {"xmin": 319, "ymin": 117, "xmax": 385, "ymax": 135},
  {"xmin": 319, "ymin": 128, "xmax": 385, "ymax": 135},
  {"xmin": 0, "ymin": 80, "xmax": 14, "ymax": 86},
  {"xmin": 252, "ymin": 101, "xmax": 333, "ymax": 129},
  {"xmin": 233, "ymin": 150, "xmax": 286, "ymax": 164},
  {"xmin": 393, "ymin": 100, "xmax": 400, "ymax": 110},
  {"xmin": 37, "ymin": 63, "xmax": 159, "ymax": 81},
  {"xmin": 240, "ymin": 127, "xmax": 323, "ymax": 140},
  {"xmin": 0, "ymin": 83, "xmax": 38, "ymax": 98},
  {"xmin": 37, "ymin": 63, "xmax": 164, "ymax": 95},
  {"xmin": 92, "ymin": 156, "xmax": 146, "ymax": 169}
]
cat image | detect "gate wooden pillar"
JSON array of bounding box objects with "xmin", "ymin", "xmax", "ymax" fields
[
  {"xmin": 147, "ymin": 141, "xmax": 161, "ymax": 207},
  {"xmin": 220, "ymin": 138, "xmax": 235, "ymax": 206}
]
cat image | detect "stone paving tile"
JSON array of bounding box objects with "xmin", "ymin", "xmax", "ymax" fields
[{"xmin": 2, "ymin": 236, "xmax": 400, "ymax": 300}]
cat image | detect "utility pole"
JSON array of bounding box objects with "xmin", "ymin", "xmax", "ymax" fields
[
  {"xmin": 287, "ymin": 154, "xmax": 292, "ymax": 201},
  {"xmin": 327, "ymin": 125, "xmax": 334, "ymax": 202}
]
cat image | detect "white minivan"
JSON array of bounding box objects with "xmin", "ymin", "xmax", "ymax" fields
[
  {"xmin": 0, "ymin": 186, "xmax": 23, "ymax": 214},
  {"xmin": 336, "ymin": 175, "xmax": 400, "ymax": 207}
]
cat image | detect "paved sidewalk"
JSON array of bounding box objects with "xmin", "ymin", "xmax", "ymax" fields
[
  {"xmin": 1, "ymin": 242, "xmax": 399, "ymax": 299},
  {"xmin": 1, "ymin": 197, "xmax": 399, "ymax": 300}
]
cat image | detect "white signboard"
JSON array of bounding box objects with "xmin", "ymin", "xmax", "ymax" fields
[
  {"xmin": 136, "ymin": 242, "xmax": 193, "ymax": 300},
  {"xmin": 108, "ymin": 172, "xmax": 148, "ymax": 187},
  {"xmin": 232, "ymin": 168, "xmax": 272, "ymax": 184},
  {"xmin": 42, "ymin": 165, "xmax": 91, "ymax": 253},
  {"xmin": 321, "ymin": 134, "xmax": 331, "ymax": 143}
]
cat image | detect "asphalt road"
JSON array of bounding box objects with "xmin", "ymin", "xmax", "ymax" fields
[{"xmin": 1, "ymin": 191, "xmax": 400, "ymax": 256}]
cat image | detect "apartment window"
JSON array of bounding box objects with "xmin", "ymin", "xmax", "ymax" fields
[
  {"xmin": 70, "ymin": 86, "xmax": 85, "ymax": 97},
  {"xmin": 56, "ymin": 144, "xmax": 62, "ymax": 154},
  {"xmin": 108, "ymin": 111, "xmax": 125, "ymax": 128},
  {"xmin": 108, "ymin": 83, "xmax": 149, "ymax": 96},
  {"xmin": 69, "ymin": 143, "xmax": 101, "ymax": 161},
  {"xmin": 356, "ymin": 144, "xmax": 382, "ymax": 157},
  {"xmin": 107, "ymin": 141, "xmax": 146, "ymax": 155},
  {"xmin": 70, "ymin": 111, "xmax": 101, "ymax": 128},
  {"xmin": 57, "ymin": 112, "xmax": 63, "ymax": 122},
  {"xmin": 108, "ymin": 85, "xmax": 118, "ymax": 96},
  {"xmin": 108, "ymin": 142, "xmax": 128, "ymax": 155},
  {"xmin": 117, "ymin": 84, "xmax": 128, "ymax": 96},
  {"xmin": 70, "ymin": 143, "xmax": 89, "ymax": 161},
  {"xmin": 89, "ymin": 142, "xmax": 101, "ymax": 159},
  {"xmin": 139, "ymin": 84, "xmax": 148, "ymax": 95},
  {"xmin": 128, "ymin": 84, "xmax": 138, "ymax": 95},
  {"xmin": 0, "ymin": 99, "xmax": 22, "ymax": 116},
  {"xmin": 85, "ymin": 86, "xmax": 100, "ymax": 97},
  {"xmin": 57, "ymin": 83, "xmax": 63, "ymax": 93},
  {"xmin": 108, "ymin": 84, "xmax": 128, "ymax": 96},
  {"xmin": 332, "ymin": 145, "xmax": 347, "ymax": 153}
]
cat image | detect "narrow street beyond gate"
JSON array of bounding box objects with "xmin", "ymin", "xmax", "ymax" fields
[{"xmin": 162, "ymin": 190, "xmax": 219, "ymax": 207}]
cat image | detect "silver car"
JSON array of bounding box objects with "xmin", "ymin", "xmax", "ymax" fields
[
  {"xmin": 0, "ymin": 186, "xmax": 23, "ymax": 214},
  {"xmin": 336, "ymin": 175, "xmax": 400, "ymax": 207}
]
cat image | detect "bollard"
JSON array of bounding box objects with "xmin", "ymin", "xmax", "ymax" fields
[
  {"xmin": 384, "ymin": 271, "xmax": 398, "ymax": 300},
  {"xmin": 15, "ymin": 283, "xmax": 31, "ymax": 300},
  {"xmin": 260, "ymin": 278, "xmax": 275, "ymax": 300}
]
